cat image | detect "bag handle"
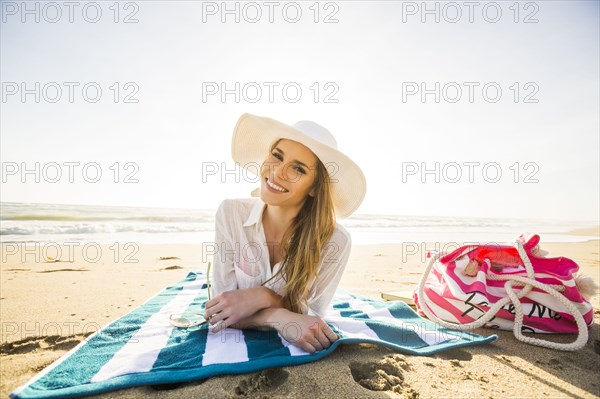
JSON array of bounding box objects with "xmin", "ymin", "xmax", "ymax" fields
[{"xmin": 416, "ymin": 239, "xmax": 589, "ymax": 351}]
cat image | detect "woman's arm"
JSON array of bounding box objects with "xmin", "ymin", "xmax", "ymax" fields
[
  {"xmin": 210, "ymin": 307, "xmax": 340, "ymax": 354},
  {"xmin": 203, "ymin": 285, "xmax": 283, "ymax": 323},
  {"xmin": 205, "ymin": 200, "xmax": 285, "ymax": 325},
  {"xmin": 210, "ymin": 200, "xmax": 238, "ymax": 296}
]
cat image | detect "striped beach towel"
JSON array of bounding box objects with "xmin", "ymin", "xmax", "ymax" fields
[{"xmin": 10, "ymin": 271, "xmax": 497, "ymax": 399}]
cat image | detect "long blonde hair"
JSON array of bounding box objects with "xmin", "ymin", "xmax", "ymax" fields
[{"xmin": 261, "ymin": 139, "xmax": 336, "ymax": 314}]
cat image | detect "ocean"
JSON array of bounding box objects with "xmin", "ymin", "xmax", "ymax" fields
[{"xmin": 0, "ymin": 202, "xmax": 597, "ymax": 246}]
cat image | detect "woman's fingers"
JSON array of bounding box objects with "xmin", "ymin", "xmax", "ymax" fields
[
  {"xmin": 298, "ymin": 322, "xmax": 336, "ymax": 352},
  {"xmin": 314, "ymin": 322, "xmax": 337, "ymax": 349},
  {"xmin": 203, "ymin": 296, "xmax": 219, "ymax": 311},
  {"xmin": 321, "ymin": 323, "xmax": 338, "ymax": 343},
  {"xmin": 280, "ymin": 318, "xmax": 338, "ymax": 353},
  {"xmin": 314, "ymin": 336, "xmax": 330, "ymax": 351},
  {"xmin": 210, "ymin": 308, "xmax": 230, "ymax": 325},
  {"xmin": 311, "ymin": 333, "xmax": 328, "ymax": 351},
  {"xmin": 211, "ymin": 318, "xmax": 227, "ymax": 333},
  {"xmin": 203, "ymin": 304, "xmax": 212, "ymax": 320},
  {"xmin": 204, "ymin": 300, "xmax": 224, "ymax": 320},
  {"xmin": 307, "ymin": 334, "xmax": 324, "ymax": 351},
  {"xmin": 301, "ymin": 341, "xmax": 317, "ymax": 354}
]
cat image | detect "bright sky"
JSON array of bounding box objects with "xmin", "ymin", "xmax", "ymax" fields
[{"xmin": 1, "ymin": 1, "xmax": 598, "ymax": 221}]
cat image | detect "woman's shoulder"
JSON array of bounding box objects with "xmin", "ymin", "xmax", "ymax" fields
[{"xmin": 330, "ymin": 221, "xmax": 352, "ymax": 248}]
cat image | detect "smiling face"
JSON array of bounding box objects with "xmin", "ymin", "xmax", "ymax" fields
[{"xmin": 260, "ymin": 139, "xmax": 318, "ymax": 208}]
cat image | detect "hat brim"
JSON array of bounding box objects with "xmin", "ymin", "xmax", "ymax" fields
[{"xmin": 231, "ymin": 113, "xmax": 366, "ymax": 219}]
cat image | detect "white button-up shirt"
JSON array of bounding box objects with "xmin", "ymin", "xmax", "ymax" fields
[{"xmin": 210, "ymin": 197, "xmax": 352, "ymax": 317}]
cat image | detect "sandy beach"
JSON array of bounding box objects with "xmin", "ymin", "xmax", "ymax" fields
[{"xmin": 1, "ymin": 228, "xmax": 598, "ymax": 399}]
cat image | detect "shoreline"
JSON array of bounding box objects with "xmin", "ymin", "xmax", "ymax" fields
[{"xmin": 2, "ymin": 224, "xmax": 598, "ymax": 247}]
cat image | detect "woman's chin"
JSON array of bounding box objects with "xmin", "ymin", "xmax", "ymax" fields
[
  {"xmin": 260, "ymin": 187, "xmax": 292, "ymax": 205},
  {"xmin": 261, "ymin": 192, "xmax": 281, "ymax": 205}
]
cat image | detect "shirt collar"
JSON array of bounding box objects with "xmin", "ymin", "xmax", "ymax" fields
[{"xmin": 243, "ymin": 198, "xmax": 267, "ymax": 232}]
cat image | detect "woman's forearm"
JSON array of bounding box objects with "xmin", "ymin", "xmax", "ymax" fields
[
  {"xmin": 229, "ymin": 307, "xmax": 291, "ymax": 331},
  {"xmin": 260, "ymin": 286, "xmax": 284, "ymax": 309},
  {"xmin": 205, "ymin": 287, "xmax": 288, "ymax": 333},
  {"xmin": 225, "ymin": 307, "xmax": 340, "ymax": 354}
]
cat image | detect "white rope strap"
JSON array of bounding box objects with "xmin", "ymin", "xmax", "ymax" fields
[{"xmin": 416, "ymin": 240, "xmax": 589, "ymax": 351}]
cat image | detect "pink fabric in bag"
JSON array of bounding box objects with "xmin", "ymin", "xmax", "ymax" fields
[{"xmin": 413, "ymin": 233, "xmax": 594, "ymax": 333}]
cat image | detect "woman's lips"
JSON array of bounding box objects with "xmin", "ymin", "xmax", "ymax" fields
[{"xmin": 265, "ymin": 177, "xmax": 289, "ymax": 193}]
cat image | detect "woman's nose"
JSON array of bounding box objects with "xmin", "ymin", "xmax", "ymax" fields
[{"xmin": 275, "ymin": 163, "xmax": 288, "ymax": 181}]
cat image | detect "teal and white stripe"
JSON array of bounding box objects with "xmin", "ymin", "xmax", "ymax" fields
[{"xmin": 11, "ymin": 271, "xmax": 497, "ymax": 399}]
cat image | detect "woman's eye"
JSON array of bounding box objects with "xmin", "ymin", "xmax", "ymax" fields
[{"xmin": 271, "ymin": 152, "xmax": 305, "ymax": 174}]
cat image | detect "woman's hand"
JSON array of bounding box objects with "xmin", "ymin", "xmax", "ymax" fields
[
  {"xmin": 275, "ymin": 311, "xmax": 340, "ymax": 354},
  {"xmin": 205, "ymin": 306, "xmax": 340, "ymax": 353},
  {"xmin": 204, "ymin": 287, "xmax": 271, "ymax": 332}
]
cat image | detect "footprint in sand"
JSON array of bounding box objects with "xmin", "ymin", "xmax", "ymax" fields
[
  {"xmin": 37, "ymin": 268, "xmax": 90, "ymax": 273},
  {"xmin": 349, "ymin": 354, "xmax": 419, "ymax": 398},
  {"xmin": 160, "ymin": 265, "xmax": 184, "ymax": 271},
  {"xmin": 0, "ymin": 334, "xmax": 90, "ymax": 355},
  {"xmin": 234, "ymin": 368, "xmax": 289, "ymax": 396},
  {"xmin": 435, "ymin": 348, "xmax": 473, "ymax": 362}
]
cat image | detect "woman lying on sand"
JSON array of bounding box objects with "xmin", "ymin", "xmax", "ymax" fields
[{"xmin": 203, "ymin": 113, "xmax": 366, "ymax": 353}]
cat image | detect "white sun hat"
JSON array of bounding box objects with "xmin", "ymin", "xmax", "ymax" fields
[{"xmin": 231, "ymin": 113, "xmax": 366, "ymax": 219}]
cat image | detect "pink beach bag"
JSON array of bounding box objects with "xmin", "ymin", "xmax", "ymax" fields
[{"xmin": 414, "ymin": 233, "xmax": 594, "ymax": 351}]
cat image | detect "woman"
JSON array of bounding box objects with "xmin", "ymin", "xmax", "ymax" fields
[{"xmin": 203, "ymin": 113, "xmax": 366, "ymax": 354}]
